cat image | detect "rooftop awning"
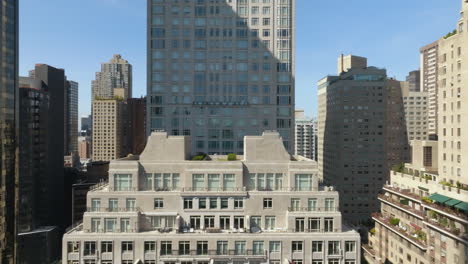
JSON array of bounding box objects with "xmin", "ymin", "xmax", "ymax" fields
[
  {"xmin": 444, "ymin": 199, "xmax": 462, "ymax": 207},
  {"xmin": 428, "ymin": 193, "xmax": 451, "ymax": 203},
  {"xmin": 454, "ymin": 202, "xmax": 468, "ymax": 212}
]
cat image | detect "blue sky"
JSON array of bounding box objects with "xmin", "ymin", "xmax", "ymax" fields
[{"xmin": 20, "ymin": 0, "xmax": 460, "ymax": 118}]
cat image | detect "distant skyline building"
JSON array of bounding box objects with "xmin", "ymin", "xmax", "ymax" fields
[
  {"xmin": 66, "ymin": 80, "xmax": 79, "ymax": 155},
  {"xmin": 401, "ymin": 81, "xmax": 429, "ymax": 141},
  {"xmin": 81, "ymin": 114, "xmax": 92, "ymax": 136},
  {"xmin": 91, "ymin": 54, "xmax": 132, "ymax": 101},
  {"xmin": 92, "ymin": 99, "xmax": 125, "ymax": 161},
  {"xmin": 0, "ymin": 0, "xmax": 18, "ymax": 262},
  {"xmin": 124, "ymin": 97, "xmax": 147, "ymax": 155},
  {"xmin": 147, "ymin": 0, "xmax": 295, "ymax": 154},
  {"xmin": 294, "ymin": 109, "xmax": 317, "ymax": 160},
  {"xmin": 406, "ymin": 70, "xmax": 421, "ymax": 92},
  {"xmin": 318, "ymin": 55, "xmax": 409, "ymax": 223},
  {"xmin": 63, "ymin": 131, "xmax": 361, "ymax": 264},
  {"xmin": 420, "ymin": 41, "xmax": 439, "ymax": 139}
]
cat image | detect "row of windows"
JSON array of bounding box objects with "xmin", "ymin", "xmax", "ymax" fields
[
  {"xmin": 152, "ymin": 28, "xmax": 290, "ymax": 39},
  {"xmin": 68, "ymin": 239, "xmax": 356, "ymax": 256},
  {"xmin": 151, "ymin": 16, "xmax": 291, "ymax": 27}
]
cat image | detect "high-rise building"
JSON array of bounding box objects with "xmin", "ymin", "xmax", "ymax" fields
[
  {"xmin": 420, "ymin": 41, "xmax": 439, "ymax": 139},
  {"xmin": 66, "ymin": 80, "xmax": 79, "ymax": 155},
  {"xmin": 91, "ymin": 54, "xmax": 132, "ymax": 101},
  {"xmin": 92, "ymin": 99, "xmax": 125, "ymax": 161},
  {"xmin": 401, "ymin": 81, "xmax": 429, "ymax": 141},
  {"xmin": 406, "ymin": 70, "xmax": 421, "ymax": 92},
  {"xmin": 124, "ymin": 97, "xmax": 147, "ymax": 155},
  {"xmin": 0, "ymin": 0, "xmax": 18, "ymax": 262},
  {"xmin": 78, "ymin": 137, "xmax": 91, "ymax": 160},
  {"xmin": 363, "ymin": 141, "xmax": 467, "ymax": 264},
  {"xmin": 294, "ymin": 110, "xmax": 316, "ymax": 160},
  {"xmin": 147, "ymin": 0, "xmax": 295, "ymax": 154},
  {"xmin": 63, "ymin": 131, "xmax": 361, "ymax": 264},
  {"xmin": 437, "ymin": 0, "xmax": 468, "ymax": 186},
  {"xmin": 318, "ymin": 55, "xmax": 409, "ymax": 223}
]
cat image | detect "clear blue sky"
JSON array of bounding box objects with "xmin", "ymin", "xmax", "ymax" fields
[{"xmin": 19, "ymin": 0, "xmax": 460, "ymax": 118}]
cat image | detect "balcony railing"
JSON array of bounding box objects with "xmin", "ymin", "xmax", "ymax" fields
[
  {"xmin": 422, "ymin": 200, "xmax": 468, "ymax": 222},
  {"xmin": 378, "ymin": 194, "xmax": 424, "ymax": 218},
  {"xmin": 87, "ymin": 207, "xmax": 141, "ymax": 213},
  {"xmin": 159, "ymin": 249, "xmax": 267, "ymax": 257},
  {"xmin": 372, "ymin": 213, "xmax": 427, "ymax": 249},
  {"xmin": 287, "ymin": 207, "xmax": 339, "ymax": 212}
]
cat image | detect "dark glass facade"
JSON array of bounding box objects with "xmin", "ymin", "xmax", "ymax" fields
[{"xmin": 0, "ymin": 0, "xmax": 18, "ymax": 262}]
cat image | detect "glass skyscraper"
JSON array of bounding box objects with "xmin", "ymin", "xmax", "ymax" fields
[
  {"xmin": 147, "ymin": 0, "xmax": 295, "ymax": 155},
  {"xmin": 0, "ymin": 0, "xmax": 18, "ymax": 262}
]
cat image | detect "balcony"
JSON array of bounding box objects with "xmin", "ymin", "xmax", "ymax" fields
[
  {"xmin": 383, "ymin": 186, "xmax": 421, "ymax": 202},
  {"xmin": 424, "ymin": 217, "xmax": 468, "ymax": 242},
  {"xmin": 378, "ymin": 194, "xmax": 424, "ymax": 218},
  {"xmin": 287, "ymin": 207, "xmax": 339, "ymax": 212},
  {"xmin": 87, "ymin": 207, "xmax": 141, "ymax": 213},
  {"xmin": 159, "ymin": 249, "xmax": 267, "ymax": 259},
  {"xmin": 421, "ymin": 200, "xmax": 468, "ymax": 223},
  {"xmin": 372, "ymin": 213, "xmax": 427, "ymax": 250}
]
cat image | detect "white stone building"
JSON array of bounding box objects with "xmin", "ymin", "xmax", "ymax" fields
[{"xmin": 63, "ymin": 131, "xmax": 360, "ymax": 264}]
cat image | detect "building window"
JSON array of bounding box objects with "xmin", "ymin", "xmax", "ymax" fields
[
  {"xmin": 263, "ymin": 198, "xmax": 273, "ymax": 209},
  {"xmin": 179, "ymin": 241, "xmax": 190, "ymax": 255},
  {"xmin": 324, "ymin": 218, "xmax": 334, "ymax": 232},
  {"xmin": 253, "ymin": 241, "xmax": 264, "ymax": 255},
  {"xmin": 144, "ymin": 241, "xmax": 156, "ymax": 252},
  {"xmin": 91, "ymin": 218, "xmax": 101, "ymax": 232},
  {"xmin": 154, "ymin": 198, "xmax": 164, "ymax": 209},
  {"xmin": 208, "ymin": 174, "xmax": 220, "ymax": 191},
  {"xmin": 295, "ymin": 218, "xmax": 305, "ymax": 232},
  {"xmin": 190, "ymin": 216, "xmax": 201, "ymax": 229},
  {"xmin": 217, "ymin": 241, "xmax": 228, "ymax": 255},
  {"xmin": 251, "ymin": 216, "xmax": 262, "ymax": 230},
  {"xmin": 234, "ymin": 198, "xmax": 244, "ymax": 209},
  {"xmin": 223, "ymin": 174, "xmax": 236, "ymax": 190},
  {"xmin": 220, "ymin": 216, "xmax": 230, "ymax": 229},
  {"xmin": 292, "ymin": 241, "xmax": 303, "ymax": 252},
  {"xmin": 114, "ymin": 174, "xmax": 132, "ymax": 191},
  {"xmin": 235, "ymin": 241, "xmax": 246, "ymax": 255},
  {"xmin": 309, "ymin": 217, "xmax": 320, "ymax": 232},
  {"xmin": 328, "ymin": 241, "xmax": 340, "ymax": 255},
  {"xmin": 184, "ymin": 198, "xmax": 193, "ymax": 209},
  {"xmin": 290, "ymin": 198, "xmax": 300, "ymax": 211},
  {"xmin": 423, "ymin": 146, "xmax": 432, "ymax": 167},
  {"xmin": 345, "ymin": 241, "xmax": 356, "ymax": 252},
  {"xmin": 67, "ymin": 242, "xmax": 80, "ymax": 253},
  {"xmin": 84, "ymin": 241, "xmax": 96, "ymax": 256},
  {"xmin": 234, "ymin": 216, "xmax": 245, "ymax": 229},
  {"xmin": 192, "ymin": 174, "xmax": 205, "ymax": 191},
  {"xmin": 312, "ymin": 241, "xmax": 323, "ymax": 252},
  {"xmin": 295, "ymin": 174, "xmax": 312, "ymax": 191},
  {"xmin": 120, "ymin": 218, "xmax": 130, "ymax": 232},
  {"xmin": 101, "ymin": 241, "xmax": 113, "ymax": 253},
  {"xmin": 91, "ymin": 198, "xmax": 101, "ymax": 212},
  {"xmin": 161, "ymin": 241, "xmax": 172, "ymax": 255},
  {"xmin": 108, "ymin": 198, "xmax": 118, "ymax": 212},
  {"xmin": 221, "ymin": 198, "xmax": 229, "ymax": 209},
  {"xmin": 308, "ymin": 198, "xmax": 317, "ymax": 211},
  {"xmin": 126, "ymin": 198, "xmax": 136, "ymax": 211},
  {"xmin": 325, "ymin": 198, "xmax": 335, "ymax": 211},
  {"xmin": 265, "ymin": 216, "xmax": 276, "ymax": 230},
  {"xmin": 269, "ymin": 241, "xmax": 281, "ymax": 252},
  {"xmin": 197, "ymin": 241, "xmax": 208, "ymax": 255},
  {"xmin": 204, "ymin": 216, "xmax": 215, "ymax": 228},
  {"xmin": 199, "ymin": 198, "xmax": 207, "ymax": 209},
  {"xmin": 210, "ymin": 198, "xmax": 218, "ymax": 209},
  {"xmin": 104, "ymin": 218, "xmax": 117, "ymax": 232}
]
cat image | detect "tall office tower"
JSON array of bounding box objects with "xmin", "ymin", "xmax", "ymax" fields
[
  {"xmin": 92, "ymin": 99, "xmax": 125, "ymax": 161},
  {"xmin": 318, "ymin": 55, "xmax": 409, "ymax": 223},
  {"xmin": 401, "ymin": 81, "xmax": 429, "ymax": 141},
  {"xmin": 0, "ymin": 0, "xmax": 18, "ymax": 262},
  {"xmin": 437, "ymin": 0, "xmax": 468, "ymax": 186},
  {"xmin": 420, "ymin": 41, "xmax": 439, "ymax": 139},
  {"xmin": 406, "ymin": 70, "xmax": 421, "ymax": 92},
  {"xmin": 66, "ymin": 80, "xmax": 79, "ymax": 155},
  {"xmin": 147, "ymin": 0, "xmax": 295, "ymax": 155},
  {"xmin": 91, "ymin": 54, "xmax": 132, "ymax": 100},
  {"xmin": 17, "ymin": 78, "xmax": 61, "ymax": 263},
  {"xmin": 363, "ymin": 141, "xmax": 467, "ymax": 264},
  {"xmin": 124, "ymin": 97, "xmax": 147, "ymax": 155},
  {"xmin": 63, "ymin": 131, "xmax": 361, "ymax": 264},
  {"xmin": 294, "ymin": 110, "xmax": 316, "ymax": 160},
  {"xmin": 31, "ymin": 64, "xmax": 66, "ymax": 228}
]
